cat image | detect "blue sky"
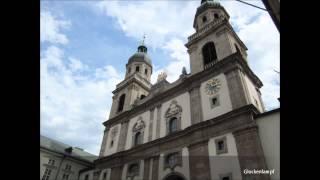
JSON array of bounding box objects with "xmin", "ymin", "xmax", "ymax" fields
[{"xmin": 40, "ymin": 0, "xmax": 279, "ymax": 155}]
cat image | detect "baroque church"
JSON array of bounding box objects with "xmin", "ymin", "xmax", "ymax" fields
[{"xmin": 79, "ymin": 0, "xmax": 280, "ymax": 180}]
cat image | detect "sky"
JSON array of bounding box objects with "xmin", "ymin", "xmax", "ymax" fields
[{"xmin": 40, "ymin": 0, "xmax": 279, "ymax": 155}]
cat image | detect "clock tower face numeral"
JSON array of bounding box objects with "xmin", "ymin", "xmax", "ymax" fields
[{"xmin": 205, "ymin": 78, "xmax": 221, "ymax": 95}]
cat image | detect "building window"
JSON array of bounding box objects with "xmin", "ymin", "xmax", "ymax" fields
[
  {"xmin": 134, "ymin": 132, "xmax": 142, "ymax": 146},
  {"xmin": 165, "ymin": 100, "xmax": 182, "ymax": 135},
  {"xmin": 210, "ymin": 96, "xmax": 220, "ymax": 109},
  {"xmin": 136, "ymin": 66, "xmax": 140, "ymax": 72},
  {"xmin": 84, "ymin": 174, "xmax": 89, "ymax": 180},
  {"xmin": 65, "ymin": 164, "xmax": 71, "ymax": 171},
  {"xmin": 145, "ymin": 69, "xmax": 148, "ymax": 75},
  {"xmin": 117, "ymin": 94, "xmax": 126, "ymax": 112},
  {"xmin": 62, "ymin": 174, "xmax": 69, "ymax": 180},
  {"xmin": 41, "ymin": 168, "xmax": 52, "ymax": 180},
  {"xmin": 169, "ymin": 117, "xmax": 177, "ymax": 134},
  {"xmin": 214, "ymin": 13, "xmax": 219, "ymax": 19},
  {"xmin": 219, "ymin": 173, "xmax": 232, "ymax": 180},
  {"xmin": 48, "ymin": 159, "xmax": 55, "ymax": 166},
  {"xmin": 215, "ymin": 136, "xmax": 228, "ymax": 155},
  {"xmin": 140, "ymin": 95, "xmax": 146, "ymax": 99},
  {"xmin": 128, "ymin": 163, "xmax": 139, "ymax": 177},
  {"xmin": 110, "ymin": 140, "xmax": 114, "ymax": 148},
  {"xmin": 102, "ymin": 172, "xmax": 107, "ymax": 180},
  {"xmin": 202, "ymin": 16, "xmax": 207, "ymax": 23},
  {"xmin": 202, "ymin": 42, "xmax": 217, "ymax": 68}
]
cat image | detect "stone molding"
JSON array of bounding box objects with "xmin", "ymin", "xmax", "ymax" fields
[{"xmin": 95, "ymin": 105, "xmax": 259, "ymax": 168}]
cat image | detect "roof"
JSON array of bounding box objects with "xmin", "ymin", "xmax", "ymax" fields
[
  {"xmin": 254, "ymin": 107, "xmax": 280, "ymax": 118},
  {"xmin": 40, "ymin": 135, "xmax": 98, "ymax": 163},
  {"xmin": 127, "ymin": 45, "xmax": 152, "ymax": 67}
]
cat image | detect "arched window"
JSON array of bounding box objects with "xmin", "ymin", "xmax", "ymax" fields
[
  {"xmin": 202, "ymin": 42, "xmax": 217, "ymax": 68},
  {"xmin": 235, "ymin": 44, "xmax": 241, "ymax": 53},
  {"xmin": 128, "ymin": 163, "xmax": 139, "ymax": 177},
  {"xmin": 136, "ymin": 66, "xmax": 140, "ymax": 72},
  {"xmin": 214, "ymin": 13, "xmax": 219, "ymax": 19},
  {"xmin": 134, "ymin": 132, "xmax": 142, "ymax": 146},
  {"xmin": 117, "ymin": 94, "xmax": 126, "ymax": 112},
  {"xmin": 169, "ymin": 117, "xmax": 177, "ymax": 133},
  {"xmin": 202, "ymin": 16, "xmax": 207, "ymax": 23},
  {"xmin": 140, "ymin": 95, "xmax": 146, "ymax": 99},
  {"xmin": 145, "ymin": 69, "xmax": 148, "ymax": 75}
]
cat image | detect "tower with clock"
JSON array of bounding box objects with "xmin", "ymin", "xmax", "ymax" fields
[{"xmin": 80, "ymin": 1, "xmax": 278, "ymax": 180}]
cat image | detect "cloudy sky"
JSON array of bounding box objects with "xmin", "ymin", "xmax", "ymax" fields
[{"xmin": 40, "ymin": 0, "xmax": 279, "ymax": 155}]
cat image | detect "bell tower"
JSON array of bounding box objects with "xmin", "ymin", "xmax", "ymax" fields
[
  {"xmin": 109, "ymin": 41, "xmax": 153, "ymax": 119},
  {"xmin": 186, "ymin": 0, "xmax": 248, "ymax": 75}
]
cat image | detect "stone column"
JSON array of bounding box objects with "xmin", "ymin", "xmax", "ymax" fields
[
  {"xmin": 152, "ymin": 156, "xmax": 159, "ymax": 180},
  {"xmin": 188, "ymin": 84, "xmax": 203, "ymax": 125},
  {"xmin": 155, "ymin": 104, "xmax": 162, "ymax": 139},
  {"xmin": 99, "ymin": 126, "xmax": 110, "ymax": 157},
  {"xmin": 110, "ymin": 165, "xmax": 123, "ymax": 180},
  {"xmin": 225, "ymin": 68, "xmax": 250, "ymax": 109},
  {"xmin": 148, "ymin": 108, "xmax": 155, "ymax": 141},
  {"xmin": 233, "ymin": 126, "xmax": 270, "ymax": 180},
  {"xmin": 143, "ymin": 158, "xmax": 150, "ymax": 180},
  {"xmin": 117, "ymin": 119, "xmax": 129, "ymax": 152},
  {"xmin": 188, "ymin": 141, "xmax": 211, "ymax": 180}
]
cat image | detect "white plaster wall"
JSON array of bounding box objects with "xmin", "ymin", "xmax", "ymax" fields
[
  {"xmin": 104, "ymin": 124, "xmax": 122, "ymax": 156},
  {"xmin": 159, "ymin": 92, "xmax": 191, "ymax": 138},
  {"xmin": 200, "ymin": 74, "xmax": 233, "ymax": 121},
  {"xmin": 125, "ymin": 111, "xmax": 150, "ymax": 150},
  {"xmin": 256, "ymin": 111, "xmax": 280, "ymax": 180},
  {"xmin": 208, "ymin": 133, "xmax": 242, "ymax": 180},
  {"xmin": 98, "ymin": 168, "xmax": 111, "ymax": 180},
  {"xmin": 244, "ymin": 75, "xmax": 264, "ymax": 112},
  {"xmin": 158, "ymin": 147, "xmax": 190, "ymax": 180}
]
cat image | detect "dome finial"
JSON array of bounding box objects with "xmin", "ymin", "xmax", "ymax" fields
[{"xmin": 137, "ymin": 33, "xmax": 147, "ymax": 53}]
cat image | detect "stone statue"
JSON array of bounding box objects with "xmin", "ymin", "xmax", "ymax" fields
[
  {"xmin": 182, "ymin": 67, "xmax": 187, "ymax": 75},
  {"xmin": 157, "ymin": 72, "xmax": 167, "ymax": 82}
]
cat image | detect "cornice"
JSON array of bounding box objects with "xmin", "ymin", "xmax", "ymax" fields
[{"xmin": 96, "ymin": 104, "xmax": 259, "ymax": 167}]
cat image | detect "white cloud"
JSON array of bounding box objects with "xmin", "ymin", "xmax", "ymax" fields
[
  {"xmin": 41, "ymin": 45, "xmax": 123, "ymax": 154},
  {"xmin": 94, "ymin": 1, "xmax": 279, "ymax": 109},
  {"xmin": 41, "ymin": 11, "xmax": 71, "ymax": 44}
]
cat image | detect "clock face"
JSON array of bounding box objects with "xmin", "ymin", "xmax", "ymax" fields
[{"xmin": 205, "ymin": 78, "xmax": 221, "ymax": 95}]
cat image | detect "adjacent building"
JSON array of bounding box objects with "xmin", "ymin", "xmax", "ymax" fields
[{"xmin": 40, "ymin": 135, "xmax": 98, "ymax": 180}]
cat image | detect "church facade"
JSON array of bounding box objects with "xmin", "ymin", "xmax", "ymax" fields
[{"xmin": 79, "ymin": 1, "xmax": 279, "ymax": 180}]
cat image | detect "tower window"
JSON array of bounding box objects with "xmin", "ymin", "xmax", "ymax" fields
[
  {"xmin": 84, "ymin": 174, "xmax": 89, "ymax": 180},
  {"xmin": 202, "ymin": 42, "xmax": 218, "ymax": 68},
  {"xmin": 103, "ymin": 172, "xmax": 107, "ymax": 180},
  {"xmin": 145, "ymin": 69, "xmax": 148, "ymax": 75},
  {"xmin": 169, "ymin": 117, "xmax": 177, "ymax": 134},
  {"xmin": 136, "ymin": 66, "xmax": 140, "ymax": 72},
  {"xmin": 235, "ymin": 44, "xmax": 241, "ymax": 53},
  {"xmin": 202, "ymin": 16, "xmax": 207, "ymax": 23},
  {"xmin": 134, "ymin": 132, "xmax": 142, "ymax": 146},
  {"xmin": 117, "ymin": 94, "xmax": 126, "ymax": 112},
  {"xmin": 215, "ymin": 136, "xmax": 228, "ymax": 154},
  {"xmin": 140, "ymin": 95, "xmax": 146, "ymax": 99},
  {"xmin": 110, "ymin": 140, "xmax": 114, "ymax": 148},
  {"xmin": 214, "ymin": 13, "xmax": 219, "ymax": 19},
  {"xmin": 210, "ymin": 96, "xmax": 220, "ymax": 109}
]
